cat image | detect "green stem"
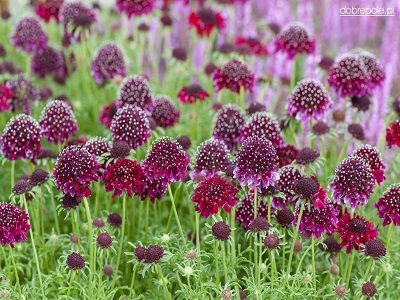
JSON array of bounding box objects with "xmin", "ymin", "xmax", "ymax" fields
[
  {"xmin": 129, "ymin": 265, "xmax": 137, "ymax": 298},
  {"xmin": 49, "ymin": 189, "xmax": 60, "ymax": 235},
  {"xmin": 253, "ymin": 187, "xmax": 258, "ymax": 219},
  {"xmin": 362, "ymin": 259, "xmax": 374, "ymax": 282},
  {"xmin": 221, "ymin": 241, "xmax": 228, "ymax": 281},
  {"xmin": 167, "ymin": 185, "xmax": 185, "ymax": 241},
  {"xmin": 214, "ymin": 243, "xmax": 220, "ymax": 285},
  {"xmin": 83, "ymin": 198, "xmax": 94, "ymax": 299},
  {"xmin": 345, "ymin": 251, "xmax": 355, "ymax": 287},
  {"xmin": 157, "ymin": 265, "xmax": 171, "ymax": 300},
  {"xmin": 145, "ymin": 199, "xmax": 150, "ymax": 241},
  {"xmin": 112, "ymin": 195, "xmax": 127, "ymax": 288},
  {"xmin": 311, "ymin": 237, "xmax": 316, "ymax": 292},
  {"xmin": 10, "ymin": 161, "xmax": 15, "ymax": 192},
  {"xmin": 195, "ymin": 213, "xmax": 200, "ymax": 254},
  {"xmin": 7, "ymin": 245, "xmax": 21, "ymax": 293}
]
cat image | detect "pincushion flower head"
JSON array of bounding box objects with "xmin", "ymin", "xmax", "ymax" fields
[
  {"xmin": 239, "ymin": 112, "xmax": 284, "ymax": 148},
  {"xmin": 91, "ymin": 43, "xmax": 127, "ymax": 86},
  {"xmin": 328, "ymin": 54, "xmax": 370, "ymax": 98},
  {"xmin": 212, "ymin": 104, "xmax": 245, "ymax": 150},
  {"xmin": 31, "ymin": 46, "xmax": 65, "ymax": 80},
  {"xmin": 83, "ymin": 137, "xmax": 111, "ymax": 157},
  {"xmin": 117, "ymin": 75, "xmax": 154, "ymax": 111},
  {"xmin": 276, "ymin": 144, "xmax": 298, "ymax": 167},
  {"xmin": 151, "ymin": 96, "xmax": 180, "ymax": 128},
  {"xmin": 192, "ymin": 175, "xmax": 239, "ymax": 218},
  {"xmin": 142, "ymin": 137, "xmax": 190, "ymax": 183},
  {"xmin": 102, "ymin": 158, "xmax": 146, "ymax": 198},
  {"xmin": 272, "ymin": 166, "xmax": 302, "ymax": 208},
  {"xmin": 355, "ymin": 50, "xmax": 385, "ymax": 90},
  {"xmin": 336, "ymin": 211, "xmax": 378, "ymax": 253},
  {"xmin": 190, "ymin": 138, "xmax": 232, "ymax": 180},
  {"xmin": 140, "ymin": 177, "xmax": 167, "ymax": 203},
  {"xmin": 116, "ymin": 0, "xmax": 155, "ymax": 18},
  {"xmin": 8, "ymin": 75, "xmax": 38, "ymax": 114},
  {"xmin": 287, "ymin": 79, "xmax": 332, "ymax": 121},
  {"xmin": 234, "ymin": 136, "xmax": 279, "ymax": 190},
  {"xmin": 11, "ymin": 17, "xmax": 48, "ymax": 53},
  {"xmin": 236, "ymin": 193, "xmax": 268, "ymax": 230},
  {"xmin": 0, "ymin": 202, "xmax": 30, "ymax": 247},
  {"xmin": 53, "ymin": 145, "xmax": 100, "ymax": 197},
  {"xmin": 375, "ymin": 184, "xmax": 400, "ymax": 226},
  {"xmin": 99, "ymin": 100, "xmax": 117, "ymax": 129},
  {"xmin": 177, "ymin": 84, "xmax": 209, "ymax": 105},
  {"xmin": 386, "ymin": 120, "xmax": 400, "ymax": 149},
  {"xmin": 212, "ymin": 60, "xmax": 255, "ymax": 94},
  {"xmin": 35, "ymin": 0, "xmax": 64, "ymax": 23},
  {"xmin": 234, "ymin": 36, "xmax": 268, "ymax": 56},
  {"xmin": 0, "ymin": 83, "xmax": 12, "ymax": 113},
  {"xmin": 110, "ymin": 104, "xmax": 151, "ymax": 150},
  {"xmin": 1, "ymin": 114, "xmax": 41, "ymax": 161},
  {"xmin": 274, "ymin": 22, "xmax": 315, "ymax": 59},
  {"xmin": 351, "ymin": 144, "xmax": 385, "ymax": 184},
  {"xmin": 189, "ymin": 7, "xmax": 225, "ymax": 37},
  {"xmin": 39, "ymin": 100, "xmax": 78, "ymax": 144}
]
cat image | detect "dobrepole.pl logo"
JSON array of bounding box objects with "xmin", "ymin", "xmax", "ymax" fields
[{"xmin": 340, "ymin": 5, "xmax": 395, "ymax": 16}]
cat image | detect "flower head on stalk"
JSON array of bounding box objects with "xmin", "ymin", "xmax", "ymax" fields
[
  {"xmin": 351, "ymin": 144, "xmax": 385, "ymax": 185},
  {"xmin": 375, "ymin": 184, "xmax": 400, "ymax": 226},
  {"xmin": 99, "ymin": 100, "xmax": 117, "ymax": 129},
  {"xmin": 272, "ymin": 166, "xmax": 302, "ymax": 208},
  {"xmin": 276, "ymin": 144, "xmax": 298, "ymax": 167},
  {"xmin": 151, "ymin": 96, "xmax": 180, "ymax": 129},
  {"xmin": 177, "ymin": 84, "xmax": 209, "ymax": 105},
  {"xmin": 189, "ymin": 7, "xmax": 225, "ymax": 37},
  {"xmin": 234, "ymin": 36, "xmax": 268, "ymax": 56},
  {"xmin": 11, "ymin": 17, "xmax": 48, "ymax": 53},
  {"xmin": 117, "ymin": 75, "xmax": 154, "ymax": 111},
  {"xmin": 386, "ymin": 120, "xmax": 400, "ymax": 149},
  {"xmin": 0, "ymin": 83, "xmax": 13, "ymax": 113},
  {"xmin": 139, "ymin": 177, "xmax": 168, "ymax": 203},
  {"xmin": 116, "ymin": 0, "xmax": 155, "ymax": 18},
  {"xmin": 212, "ymin": 60, "xmax": 255, "ymax": 94},
  {"xmin": 35, "ymin": 0, "xmax": 64, "ymax": 23},
  {"xmin": 236, "ymin": 193, "xmax": 268, "ymax": 230},
  {"xmin": 8, "ymin": 76, "xmax": 38, "ymax": 114},
  {"xmin": 0, "ymin": 202, "xmax": 30, "ymax": 247}
]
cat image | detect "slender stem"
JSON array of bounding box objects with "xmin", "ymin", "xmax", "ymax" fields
[
  {"xmin": 167, "ymin": 185, "xmax": 185, "ymax": 241},
  {"xmin": 10, "ymin": 160, "xmax": 15, "ymax": 192},
  {"xmin": 362, "ymin": 259, "xmax": 374, "ymax": 282},
  {"xmin": 83, "ymin": 198, "xmax": 94, "ymax": 299},
  {"xmin": 270, "ymin": 250, "xmax": 277, "ymax": 300},
  {"xmin": 49, "ymin": 189, "xmax": 60, "ymax": 234},
  {"xmin": 7, "ymin": 245, "xmax": 21, "ymax": 293},
  {"xmin": 345, "ymin": 251, "xmax": 355, "ymax": 287},
  {"xmin": 94, "ymin": 182, "xmax": 100, "ymax": 217},
  {"xmin": 195, "ymin": 213, "xmax": 200, "ymax": 254},
  {"xmin": 253, "ymin": 187, "xmax": 258, "ymax": 219},
  {"xmin": 157, "ymin": 265, "xmax": 171, "ymax": 300},
  {"xmin": 267, "ymin": 195, "xmax": 272, "ymax": 224},
  {"xmin": 311, "ymin": 237, "xmax": 317, "ymax": 292},
  {"xmin": 145, "ymin": 199, "xmax": 150, "ymax": 241},
  {"xmin": 221, "ymin": 241, "xmax": 228, "ymax": 281},
  {"xmin": 129, "ymin": 265, "xmax": 137, "ymax": 298},
  {"xmin": 112, "ymin": 195, "xmax": 127, "ymax": 288},
  {"xmin": 214, "ymin": 243, "xmax": 220, "ymax": 285}
]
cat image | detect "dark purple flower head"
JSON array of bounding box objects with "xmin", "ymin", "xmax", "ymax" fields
[
  {"xmin": 172, "ymin": 47, "xmax": 188, "ymax": 61},
  {"xmin": 92, "ymin": 217, "xmax": 105, "ymax": 228},
  {"xmin": 103, "ymin": 264, "xmax": 113, "ymax": 277},
  {"xmin": 212, "ymin": 60, "xmax": 255, "ymax": 94},
  {"xmin": 142, "ymin": 137, "xmax": 190, "ymax": 183},
  {"xmin": 192, "ymin": 175, "xmax": 239, "ymax": 218},
  {"xmin": 39, "ymin": 100, "xmax": 78, "ymax": 144},
  {"xmin": 328, "ymin": 54, "xmax": 370, "ymax": 98},
  {"xmin": 134, "ymin": 246, "xmax": 146, "ymax": 261},
  {"xmin": 177, "ymin": 84, "xmax": 209, "ymax": 105},
  {"xmin": 318, "ymin": 56, "xmax": 334, "ymax": 70},
  {"xmin": 205, "ymin": 62, "xmax": 217, "ymax": 76},
  {"xmin": 264, "ymin": 234, "xmax": 280, "ymax": 249},
  {"xmin": 330, "ymin": 156, "xmax": 374, "ymax": 208},
  {"xmin": 320, "ymin": 237, "xmax": 341, "ymax": 253},
  {"xmin": 211, "ymin": 221, "xmax": 231, "ymax": 241},
  {"xmin": 151, "ymin": 96, "xmax": 180, "ymax": 128},
  {"xmin": 352, "ymin": 144, "xmax": 385, "ymax": 185},
  {"xmin": 110, "ymin": 140, "xmax": 130, "ymax": 158},
  {"xmin": 117, "ymin": 75, "xmax": 153, "ymax": 111},
  {"xmin": 275, "ymin": 165, "xmax": 302, "ymax": 201},
  {"xmin": 116, "ymin": 0, "xmax": 155, "ymax": 17},
  {"xmin": 246, "ymin": 102, "xmax": 266, "ymax": 115},
  {"xmin": 0, "ymin": 44, "xmax": 6, "ymax": 57},
  {"xmin": 107, "ymin": 212, "xmax": 122, "ymax": 227},
  {"xmin": 8, "ymin": 76, "xmax": 38, "ymax": 114},
  {"xmin": 177, "ymin": 135, "xmax": 191, "ymax": 151},
  {"xmin": 364, "ymin": 239, "xmax": 386, "ymax": 260},
  {"xmin": 102, "ymin": 158, "xmax": 146, "ymax": 198},
  {"xmin": 358, "ymin": 51, "xmax": 385, "ymax": 89},
  {"xmin": 239, "ymin": 112, "xmax": 284, "ymax": 148},
  {"xmin": 276, "ymin": 144, "xmax": 298, "ymax": 167},
  {"xmin": 110, "ymin": 104, "xmax": 151, "ymax": 150},
  {"xmin": 1, "ymin": 114, "xmax": 41, "ymax": 161},
  {"xmin": 30, "ymin": 168, "xmax": 49, "ymax": 186},
  {"xmin": 274, "ymin": 22, "xmax": 315, "ymax": 59},
  {"xmin": 60, "ymin": 2, "xmax": 96, "ymax": 29},
  {"xmin": 11, "ymin": 17, "xmax": 48, "ymax": 53},
  {"xmin": 144, "ymin": 244, "xmax": 164, "ymax": 263},
  {"xmin": 0, "ymin": 202, "xmax": 30, "ymax": 247},
  {"xmin": 99, "ymin": 100, "xmax": 117, "ymax": 129},
  {"xmin": 276, "ymin": 207, "xmax": 295, "ymax": 227},
  {"xmin": 234, "ymin": 136, "xmax": 279, "ymax": 189},
  {"xmin": 362, "ymin": 282, "xmax": 377, "ymax": 298},
  {"xmin": 61, "ymin": 193, "xmax": 82, "ymax": 210},
  {"xmin": 212, "ymin": 105, "xmax": 245, "ymax": 150},
  {"xmin": 249, "ymin": 216, "xmax": 270, "ymax": 232},
  {"xmin": 160, "ymin": 14, "xmax": 173, "ymax": 27},
  {"xmin": 351, "ymin": 95, "xmax": 371, "ymax": 112},
  {"xmin": 139, "ymin": 176, "xmax": 167, "ymax": 203},
  {"xmin": 312, "ymin": 121, "xmax": 330, "ymax": 135},
  {"xmin": 31, "ymin": 46, "xmax": 65, "ymax": 79},
  {"xmin": 38, "ymin": 86, "xmax": 53, "ymax": 101},
  {"xmin": 66, "ymin": 252, "xmax": 85, "ymax": 270},
  {"xmin": 287, "ymin": 79, "xmax": 332, "ymax": 121},
  {"xmin": 96, "ymin": 232, "xmax": 112, "ymax": 249},
  {"xmin": 12, "ymin": 179, "xmax": 32, "ymax": 195},
  {"xmin": 296, "ymin": 147, "xmax": 319, "ymax": 165},
  {"xmin": 375, "ymin": 184, "xmax": 400, "ymax": 226},
  {"xmin": 91, "ymin": 43, "xmax": 127, "ymax": 86},
  {"xmin": 348, "ymin": 123, "xmax": 365, "ymax": 141},
  {"xmin": 294, "ymin": 177, "xmax": 319, "ymax": 199},
  {"xmin": 191, "ymin": 139, "xmax": 232, "ymax": 180},
  {"xmin": 236, "ymin": 193, "xmax": 268, "ymax": 230},
  {"xmin": 53, "ymin": 146, "xmax": 100, "ymax": 197},
  {"xmin": 83, "ymin": 137, "xmax": 111, "ymax": 157}
]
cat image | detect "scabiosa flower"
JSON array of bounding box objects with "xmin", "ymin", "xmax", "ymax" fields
[
  {"xmin": 234, "ymin": 36, "xmax": 268, "ymax": 56},
  {"xmin": 151, "ymin": 96, "xmax": 180, "ymax": 128},
  {"xmin": 212, "ymin": 60, "xmax": 255, "ymax": 94},
  {"xmin": 351, "ymin": 95, "xmax": 371, "ymax": 112},
  {"xmin": 99, "ymin": 100, "xmax": 117, "ymax": 129},
  {"xmin": 351, "ymin": 144, "xmax": 385, "ymax": 184},
  {"xmin": 142, "ymin": 137, "xmax": 190, "ymax": 183},
  {"xmin": 385, "ymin": 120, "xmax": 400, "ymax": 148},
  {"xmin": 192, "ymin": 175, "xmax": 238, "ymax": 218},
  {"xmin": 30, "ymin": 168, "xmax": 49, "ymax": 186},
  {"xmin": 61, "ymin": 193, "xmax": 82, "ymax": 210},
  {"xmin": 364, "ymin": 239, "xmax": 386, "ymax": 259},
  {"xmin": 212, "ymin": 104, "xmax": 245, "ymax": 150},
  {"xmin": 328, "ymin": 54, "xmax": 370, "ymax": 98},
  {"xmin": 177, "ymin": 84, "xmax": 209, "ymax": 105},
  {"xmin": 321, "ymin": 237, "xmax": 341, "ymax": 254},
  {"xmin": 144, "ymin": 245, "xmax": 164, "ymax": 263},
  {"xmin": 190, "ymin": 139, "xmax": 232, "ymax": 180},
  {"xmin": 110, "ymin": 105, "xmax": 151, "ymax": 150},
  {"xmin": 329, "ymin": 156, "xmax": 374, "ymax": 208},
  {"xmin": 140, "ymin": 176, "xmax": 167, "ymax": 203},
  {"xmin": 276, "ymin": 144, "xmax": 298, "ymax": 167},
  {"xmin": 348, "ymin": 123, "xmax": 365, "ymax": 141},
  {"xmin": 11, "ymin": 17, "xmax": 48, "ymax": 53},
  {"xmin": 236, "ymin": 193, "xmax": 268, "ymax": 230},
  {"xmin": 39, "ymin": 100, "xmax": 78, "ymax": 144},
  {"xmin": 35, "ymin": 0, "xmax": 64, "ymax": 23},
  {"xmin": 172, "ymin": 47, "xmax": 187, "ymax": 61},
  {"xmin": 66, "ymin": 252, "xmax": 85, "ymax": 270},
  {"xmin": 91, "ymin": 43, "xmax": 127, "ymax": 86},
  {"xmin": 358, "ymin": 52, "xmax": 385, "ymax": 90},
  {"xmin": 375, "ymin": 184, "xmax": 400, "ymax": 226},
  {"xmin": 276, "ymin": 207, "xmax": 295, "ymax": 227},
  {"xmin": 53, "ymin": 146, "xmax": 100, "ymax": 197},
  {"xmin": 177, "ymin": 135, "xmax": 191, "ymax": 151},
  {"xmin": 264, "ymin": 234, "xmax": 280, "ymax": 249},
  {"xmin": 8, "ymin": 76, "xmax": 38, "ymax": 114},
  {"xmin": 274, "ymin": 22, "xmax": 315, "ymax": 59},
  {"xmin": 189, "ymin": 7, "xmax": 225, "ymax": 37},
  {"xmin": 0, "ymin": 202, "xmax": 30, "ymax": 247},
  {"xmin": 117, "ymin": 75, "xmax": 153, "ymax": 111},
  {"xmin": 0, "ymin": 83, "xmax": 12, "ymax": 113},
  {"xmin": 234, "ymin": 136, "xmax": 279, "ymax": 189},
  {"xmin": 83, "ymin": 137, "xmax": 111, "ymax": 158},
  {"xmin": 296, "ymin": 147, "xmax": 319, "ymax": 165},
  {"xmin": 31, "ymin": 46, "xmax": 65, "ymax": 79},
  {"xmin": 12, "ymin": 179, "xmax": 32, "ymax": 195},
  {"xmin": 110, "ymin": 141, "xmax": 130, "ymax": 158},
  {"xmin": 102, "ymin": 158, "xmax": 146, "ymax": 198},
  {"xmin": 1, "ymin": 114, "xmax": 41, "ymax": 161},
  {"xmin": 116, "ymin": 0, "xmax": 155, "ymax": 18},
  {"xmin": 287, "ymin": 79, "xmax": 332, "ymax": 121},
  {"xmin": 362, "ymin": 282, "xmax": 377, "ymax": 298},
  {"xmin": 239, "ymin": 112, "xmax": 284, "ymax": 148},
  {"xmin": 211, "ymin": 221, "xmax": 231, "ymax": 241},
  {"xmin": 295, "ymin": 201, "xmax": 339, "ymax": 239},
  {"xmin": 312, "ymin": 121, "xmax": 330, "ymax": 135},
  {"xmin": 96, "ymin": 232, "xmax": 112, "ymax": 249},
  {"xmin": 107, "ymin": 212, "xmax": 122, "ymax": 227},
  {"xmin": 336, "ymin": 212, "xmax": 378, "ymax": 253}
]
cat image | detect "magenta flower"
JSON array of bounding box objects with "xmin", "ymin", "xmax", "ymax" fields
[
  {"xmin": 0, "ymin": 202, "xmax": 30, "ymax": 247},
  {"xmin": 110, "ymin": 104, "xmax": 151, "ymax": 150},
  {"xmin": 53, "ymin": 146, "xmax": 100, "ymax": 197},
  {"xmin": 91, "ymin": 43, "xmax": 127, "ymax": 86},
  {"xmin": 234, "ymin": 36, "xmax": 268, "ymax": 56},
  {"xmin": 31, "ymin": 46, "xmax": 65, "ymax": 79},
  {"xmin": 11, "ymin": 17, "xmax": 48, "ymax": 53},
  {"xmin": 39, "ymin": 100, "xmax": 78, "ymax": 144},
  {"xmin": 358, "ymin": 51, "xmax": 385, "ymax": 90},
  {"xmin": 375, "ymin": 184, "xmax": 400, "ymax": 226},
  {"xmin": 35, "ymin": 0, "xmax": 63, "ymax": 23},
  {"xmin": 1, "ymin": 114, "xmax": 41, "ymax": 161},
  {"xmin": 212, "ymin": 60, "xmax": 255, "ymax": 94},
  {"xmin": 0, "ymin": 83, "xmax": 13, "ymax": 113},
  {"xmin": 151, "ymin": 96, "xmax": 180, "ymax": 128},
  {"xmin": 8, "ymin": 76, "xmax": 38, "ymax": 114},
  {"xmin": 236, "ymin": 193, "xmax": 268, "ymax": 230},
  {"xmin": 177, "ymin": 84, "xmax": 209, "ymax": 105},
  {"xmin": 99, "ymin": 100, "xmax": 117, "ymax": 129},
  {"xmin": 329, "ymin": 156, "xmax": 375, "ymax": 208},
  {"xmin": 272, "ymin": 166, "xmax": 302, "ymax": 208},
  {"xmin": 116, "ymin": 0, "xmax": 155, "ymax": 18},
  {"xmin": 351, "ymin": 144, "xmax": 385, "ymax": 185},
  {"xmin": 83, "ymin": 137, "xmax": 111, "ymax": 157},
  {"xmin": 189, "ymin": 7, "xmax": 225, "ymax": 37},
  {"xmin": 276, "ymin": 144, "xmax": 298, "ymax": 167},
  {"xmin": 192, "ymin": 175, "xmax": 239, "ymax": 218},
  {"xmin": 142, "ymin": 137, "xmax": 190, "ymax": 183},
  {"xmin": 102, "ymin": 158, "xmax": 146, "ymax": 198},
  {"xmin": 386, "ymin": 120, "xmax": 400, "ymax": 149},
  {"xmin": 140, "ymin": 176, "xmax": 168, "ymax": 203},
  {"xmin": 234, "ymin": 136, "xmax": 279, "ymax": 189},
  {"xmin": 117, "ymin": 75, "xmax": 154, "ymax": 111}
]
